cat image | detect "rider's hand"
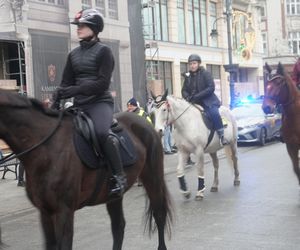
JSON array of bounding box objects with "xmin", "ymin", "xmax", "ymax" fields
[
  {"xmin": 187, "ymin": 95, "xmax": 195, "ymax": 103},
  {"xmin": 58, "ymin": 86, "xmax": 80, "ymax": 99}
]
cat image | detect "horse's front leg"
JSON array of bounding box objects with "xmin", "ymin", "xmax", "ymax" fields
[
  {"xmin": 106, "ymin": 198, "xmax": 125, "ymax": 250},
  {"xmin": 54, "ymin": 205, "xmax": 75, "ymax": 250},
  {"xmin": 195, "ymin": 151, "xmax": 205, "ymax": 200},
  {"xmin": 177, "ymin": 151, "xmax": 190, "ymax": 199},
  {"xmin": 286, "ymin": 144, "xmax": 300, "ymax": 185},
  {"xmin": 209, "ymin": 152, "xmax": 219, "ymax": 192},
  {"xmin": 40, "ymin": 210, "xmax": 57, "ymax": 250}
]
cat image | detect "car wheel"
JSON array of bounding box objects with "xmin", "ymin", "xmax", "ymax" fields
[{"xmin": 259, "ymin": 128, "xmax": 267, "ymax": 146}]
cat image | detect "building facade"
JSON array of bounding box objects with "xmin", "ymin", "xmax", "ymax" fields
[
  {"xmin": 261, "ymin": 0, "xmax": 300, "ymax": 74},
  {"xmin": 142, "ymin": 0, "xmax": 265, "ymax": 107},
  {"xmin": 0, "ymin": 0, "xmax": 133, "ymax": 111}
]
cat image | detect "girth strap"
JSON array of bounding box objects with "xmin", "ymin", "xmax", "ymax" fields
[{"xmin": 204, "ymin": 130, "xmax": 215, "ymax": 150}]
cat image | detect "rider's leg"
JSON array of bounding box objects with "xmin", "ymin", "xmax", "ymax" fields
[
  {"xmin": 84, "ymin": 102, "xmax": 127, "ymax": 197},
  {"xmin": 102, "ymin": 134, "xmax": 127, "ymax": 196},
  {"xmin": 207, "ymin": 106, "xmax": 229, "ymax": 145}
]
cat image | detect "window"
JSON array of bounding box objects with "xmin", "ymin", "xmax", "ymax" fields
[
  {"xmin": 177, "ymin": 0, "xmax": 186, "ymax": 43},
  {"xmin": 145, "ymin": 60, "xmax": 173, "ymax": 93},
  {"xmin": 206, "ymin": 64, "xmax": 220, "ymax": 79},
  {"xmin": 142, "ymin": 0, "xmax": 169, "ymax": 41},
  {"xmin": 108, "ymin": 0, "xmax": 118, "ymax": 19},
  {"xmin": 262, "ymin": 33, "xmax": 267, "ymax": 54},
  {"xmin": 180, "ymin": 62, "xmax": 188, "ymax": 86},
  {"xmin": 188, "ymin": 0, "xmax": 207, "ymax": 45},
  {"xmin": 36, "ymin": 0, "xmax": 65, "ymax": 5},
  {"xmin": 82, "ymin": 0, "xmax": 92, "ymax": 10},
  {"xmin": 288, "ymin": 32, "xmax": 300, "ymax": 54},
  {"xmin": 209, "ymin": 1, "xmax": 217, "ymax": 47},
  {"xmin": 286, "ymin": 0, "xmax": 300, "ymax": 15},
  {"xmin": 96, "ymin": 0, "xmax": 106, "ymax": 17}
]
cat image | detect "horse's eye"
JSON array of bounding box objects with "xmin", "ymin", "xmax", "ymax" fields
[{"xmin": 163, "ymin": 108, "xmax": 166, "ymax": 112}]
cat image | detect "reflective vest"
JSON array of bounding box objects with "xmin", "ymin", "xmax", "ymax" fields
[{"xmin": 137, "ymin": 108, "xmax": 152, "ymax": 124}]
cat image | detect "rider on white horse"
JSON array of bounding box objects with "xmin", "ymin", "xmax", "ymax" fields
[{"xmin": 182, "ymin": 54, "xmax": 228, "ymax": 146}]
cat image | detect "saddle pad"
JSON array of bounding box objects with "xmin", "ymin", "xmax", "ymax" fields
[{"xmin": 73, "ymin": 130, "xmax": 137, "ymax": 169}]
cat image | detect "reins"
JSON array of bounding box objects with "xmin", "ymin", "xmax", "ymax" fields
[
  {"xmin": 165, "ymin": 101, "xmax": 192, "ymax": 125},
  {"xmin": 0, "ymin": 110, "xmax": 64, "ymax": 164}
]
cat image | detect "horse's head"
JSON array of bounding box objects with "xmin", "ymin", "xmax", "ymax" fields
[{"xmin": 262, "ymin": 62, "xmax": 290, "ymax": 114}]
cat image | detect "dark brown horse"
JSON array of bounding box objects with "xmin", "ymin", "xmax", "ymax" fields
[
  {"xmin": 0, "ymin": 89, "xmax": 172, "ymax": 250},
  {"xmin": 263, "ymin": 62, "xmax": 300, "ymax": 185}
]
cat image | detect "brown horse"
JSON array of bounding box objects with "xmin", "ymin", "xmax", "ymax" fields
[
  {"xmin": 263, "ymin": 62, "xmax": 300, "ymax": 185},
  {"xmin": 0, "ymin": 89, "xmax": 172, "ymax": 250}
]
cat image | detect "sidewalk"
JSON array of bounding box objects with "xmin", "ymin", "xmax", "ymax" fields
[{"xmin": 0, "ymin": 173, "xmax": 35, "ymax": 223}]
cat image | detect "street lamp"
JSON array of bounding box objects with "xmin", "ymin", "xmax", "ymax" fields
[{"xmin": 210, "ymin": 0, "xmax": 238, "ymax": 109}]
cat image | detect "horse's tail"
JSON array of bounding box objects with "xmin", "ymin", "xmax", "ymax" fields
[{"xmin": 138, "ymin": 123, "xmax": 173, "ymax": 238}]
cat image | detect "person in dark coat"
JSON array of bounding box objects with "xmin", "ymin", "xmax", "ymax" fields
[
  {"xmin": 52, "ymin": 9, "xmax": 126, "ymax": 197},
  {"xmin": 181, "ymin": 54, "xmax": 228, "ymax": 145}
]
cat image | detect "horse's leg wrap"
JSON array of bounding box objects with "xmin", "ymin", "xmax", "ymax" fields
[
  {"xmin": 197, "ymin": 176, "xmax": 205, "ymax": 192},
  {"xmin": 178, "ymin": 176, "xmax": 188, "ymax": 191},
  {"xmin": 178, "ymin": 176, "xmax": 191, "ymax": 199}
]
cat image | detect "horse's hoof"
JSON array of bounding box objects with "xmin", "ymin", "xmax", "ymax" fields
[
  {"xmin": 195, "ymin": 190, "xmax": 204, "ymax": 200},
  {"xmin": 234, "ymin": 180, "xmax": 240, "ymax": 186},
  {"xmin": 195, "ymin": 195, "xmax": 203, "ymax": 201},
  {"xmin": 210, "ymin": 187, "xmax": 218, "ymax": 192},
  {"xmin": 180, "ymin": 190, "xmax": 191, "ymax": 199}
]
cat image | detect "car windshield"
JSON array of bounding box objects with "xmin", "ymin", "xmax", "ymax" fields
[{"xmin": 232, "ymin": 104, "xmax": 264, "ymax": 119}]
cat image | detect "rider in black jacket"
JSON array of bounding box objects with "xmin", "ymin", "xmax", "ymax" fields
[
  {"xmin": 182, "ymin": 54, "xmax": 228, "ymax": 145},
  {"xmin": 52, "ymin": 9, "xmax": 126, "ymax": 197}
]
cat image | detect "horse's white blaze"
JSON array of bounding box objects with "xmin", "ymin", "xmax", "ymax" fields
[{"xmin": 154, "ymin": 95, "xmax": 240, "ymax": 199}]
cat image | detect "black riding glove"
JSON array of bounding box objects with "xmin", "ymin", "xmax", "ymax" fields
[
  {"xmin": 58, "ymin": 86, "xmax": 80, "ymax": 99},
  {"xmin": 187, "ymin": 95, "xmax": 195, "ymax": 103}
]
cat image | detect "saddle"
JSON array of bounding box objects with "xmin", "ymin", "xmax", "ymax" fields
[
  {"xmin": 71, "ymin": 109, "xmax": 137, "ymax": 169},
  {"xmin": 193, "ymin": 104, "xmax": 228, "ymax": 130}
]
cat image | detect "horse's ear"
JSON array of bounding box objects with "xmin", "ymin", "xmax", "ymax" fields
[
  {"xmin": 161, "ymin": 89, "xmax": 168, "ymax": 101},
  {"xmin": 265, "ymin": 63, "xmax": 272, "ymax": 74},
  {"xmin": 277, "ymin": 62, "xmax": 285, "ymax": 76}
]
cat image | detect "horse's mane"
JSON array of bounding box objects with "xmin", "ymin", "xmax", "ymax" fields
[
  {"xmin": 0, "ymin": 89, "xmax": 60, "ymax": 117},
  {"xmin": 29, "ymin": 98, "xmax": 61, "ymax": 117}
]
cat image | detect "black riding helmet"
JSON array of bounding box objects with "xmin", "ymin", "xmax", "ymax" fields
[
  {"xmin": 71, "ymin": 9, "xmax": 104, "ymax": 35},
  {"xmin": 188, "ymin": 54, "xmax": 201, "ymax": 63}
]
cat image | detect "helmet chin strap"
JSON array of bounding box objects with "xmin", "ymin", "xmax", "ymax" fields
[{"xmin": 82, "ymin": 34, "xmax": 98, "ymax": 42}]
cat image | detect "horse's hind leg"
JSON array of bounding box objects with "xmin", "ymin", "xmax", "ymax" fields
[
  {"xmin": 210, "ymin": 152, "xmax": 219, "ymax": 192},
  {"xmin": 106, "ymin": 198, "xmax": 125, "ymax": 250},
  {"xmin": 286, "ymin": 144, "xmax": 300, "ymax": 184},
  {"xmin": 229, "ymin": 144, "xmax": 240, "ymax": 186}
]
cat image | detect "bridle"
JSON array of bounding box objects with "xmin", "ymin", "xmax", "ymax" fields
[
  {"xmin": 0, "ymin": 110, "xmax": 64, "ymax": 164},
  {"xmin": 264, "ymin": 75, "xmax": 295, "ymax": 107},
  {"xmin": 156, "ymin": 100, "xmax": 192, "ymax": 126}
]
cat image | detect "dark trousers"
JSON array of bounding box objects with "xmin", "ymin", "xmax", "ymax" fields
[
  {"xmin": 204, "ymin": 105, "xmax": 223, "ymax": 130},
  {"xmin": 82, "ymin": 102, "xmax": 114, "ymax": 145},
  {"xmin": 18, "ymin": 163, "xmax": 25, "ymax": 182}
]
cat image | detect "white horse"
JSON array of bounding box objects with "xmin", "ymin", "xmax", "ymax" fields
[{"xmin": 154, "ymin": 94, "xmax": 240, "ymax": 200}]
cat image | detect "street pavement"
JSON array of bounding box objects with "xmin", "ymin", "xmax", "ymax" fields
[
  {"xmin": 1, "ymin": 142, "xmax": 290, "ymax": 250},
  {"xmin": 0, "ymin": 148, "xmax": 228, "ymax": 221}
]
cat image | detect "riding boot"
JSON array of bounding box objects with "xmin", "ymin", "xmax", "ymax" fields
[
  {"xmin": 217, "ymin": 128, "xmax": 229, "ymax": 146},
  {"xmin": 102, "ymin": 135, "xmax": 127, "ymax": 197}
]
